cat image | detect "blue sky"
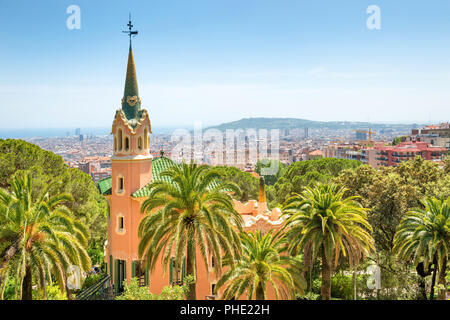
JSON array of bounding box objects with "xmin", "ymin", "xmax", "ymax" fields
[{"xmin": 0, "ymin": 0, "xmax": 449, "ymax": 129}]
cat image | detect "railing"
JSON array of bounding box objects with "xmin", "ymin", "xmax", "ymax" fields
[{"xmin": 76, "ymin": 274, "xmax": 114, "ymax": 300}]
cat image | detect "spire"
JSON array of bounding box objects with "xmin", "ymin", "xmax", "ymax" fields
[
  {"xmin": 121, "ymin": 15, "xmax": 141, "ymax": 123},
  {"xmin": 258, "ymin": 176, "xmax": 266, "ymax": 203}
]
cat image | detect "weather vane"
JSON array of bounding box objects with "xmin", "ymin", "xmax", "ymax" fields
[{"xmin": 122, "ymin": 13, "xmax": 138, "ymax": 45}]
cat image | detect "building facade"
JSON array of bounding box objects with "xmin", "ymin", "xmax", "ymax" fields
[{"xmin": 375, "ymin": 141, "xmax": 447, "ymax": 167}]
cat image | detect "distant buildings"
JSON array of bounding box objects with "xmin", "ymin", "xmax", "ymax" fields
[
  {"xmin": 408, "ymin": 122, "xmax": 450, "ymax": 150},
  {"xmin": 76, "ymin": 156, "xmax": 111, "ymax": 183},
  {"xmin": 375, "ymin": 141, "xmax": 446, "ymax": 167},
  {"xmin": 307, "ymin": 149, "xmax": 323, "ymax": 160}
]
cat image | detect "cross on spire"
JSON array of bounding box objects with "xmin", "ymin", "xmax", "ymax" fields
[{"xmin": 122, "ymin": 13, "xmax": 138, "ymax": 46}]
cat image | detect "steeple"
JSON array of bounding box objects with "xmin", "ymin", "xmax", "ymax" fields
[{"xmin": 121, "ymin": 16, "xmax": 142, "ymax": 125}]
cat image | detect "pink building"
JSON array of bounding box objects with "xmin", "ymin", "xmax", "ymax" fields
[{"xmin": 375, "ymin": 141, "xmax": 447, "ymax": 167}]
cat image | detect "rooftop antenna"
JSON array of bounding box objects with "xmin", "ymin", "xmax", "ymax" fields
[{"xmin": 122, "ymin": 13, "xmax": 138, "ymax": 46}]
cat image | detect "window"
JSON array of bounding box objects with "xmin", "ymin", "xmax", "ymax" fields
[
  {"xmin": 138, "ymin": 137, "xmax": 143, "ymax": 150},
  {"xmin": 125, "ymin": 137, "xmax": 130, "ymax": 151},
  {"xmin": 211, "ymin": 256, "xmax": 215, "ymax": 268},
  {"xmin": 144, "ymin": 128, "xmax": 148, "ymax": 149},
  {"xmin": 118, "ymin": 177, "xmax": 124, "ymax": 192},
  {"xmin": 118, "ymin": 216, "xmax": 124, "ymax": 231},
  {"xmin": 118, "ymin": 129, "xmax": 123, "ymax": 150},
  {"xmin": 114, "ymin": 137, "xmax": 117, "ymax": 151},
  {"xmin": 133, "ymin": 261, "xmax": 147, "ymax": 287},
  {"xmin": 211, "ymin": 284, "xmax": 216, "ymax": 296},
  {"xmin": 170, "ymin": 257, "xmax": 185, "ymax": 285}
]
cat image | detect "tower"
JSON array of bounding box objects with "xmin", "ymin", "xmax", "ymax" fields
[{"xmin": 107, "ymin": 17, "xmax": 152, "ymax": 294}]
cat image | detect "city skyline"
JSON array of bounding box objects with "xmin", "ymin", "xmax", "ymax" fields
[{"xmin": 1, "ymin": 0, "xmax": 450, "ymax": 130}]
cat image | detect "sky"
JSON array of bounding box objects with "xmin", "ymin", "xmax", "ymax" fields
[{"xmin": 0, "ymin": 0, "xmax": 449, "ymax": 129}]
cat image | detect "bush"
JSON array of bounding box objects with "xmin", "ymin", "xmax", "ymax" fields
[
  {"xmin": 115, "ymin": 276, "xmax": 195, "ymax": 300},
  {"xmin": 81, "ymin": 272, "xmax": 105, "ymax": 291},
  {"xmin": 45, "ymin": 283, "xmax": 68, "ymax": 300},
  {"xmin": 331, "ymin": 273, "xmax": 353, "ymax": 300}
]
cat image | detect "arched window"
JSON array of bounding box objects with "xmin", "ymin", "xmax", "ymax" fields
[
  {"xmin": 114, "ymin": 137, "xmax": 117, "ymax": 151},
  {"xmin": 125, "ymin": 137, "xmax": 129, "ymax": 151},
  {"xmin": 138, "ymin": 137, "xmax": 143, "ymax": 150},
  {"xmin": 118, "ymin": 129, "xmax": 123, "ymax": 151},
  {"xmin": 144, "ymin": 128, "xmax": 148, "ymax": 150}
]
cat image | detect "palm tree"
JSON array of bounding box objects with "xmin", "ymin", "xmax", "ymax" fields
[
  {"xmin": 216, "ymin": 230, "xmax": 306, "ymax": 300},
  {"xmin": 0, "ymin": 171, "xmax": 91, "ymax": 300},
  {"xmin": 393, "ymin": 196, "xmax": 449, "ymax": 300},
  {"xmin": 282, "ymin": 184, "xmax": 374, "ymax": 300},
  {"xmin": 138, "ymin": 162, "xmax": 243, "ymax": 300}
]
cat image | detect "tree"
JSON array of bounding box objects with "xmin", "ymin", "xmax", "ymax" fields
[
  {"xmin": 274, "ymin": 158, "xmax": 361, "ymax": 204},
  {"xmin": 335, "ymin": 158, "xmax": 450, "ymax": 299},
  {"xmin": 0, "ymin": 171, "xmax": 91, "ymax": 300},
  {"xmin": 0, "ymin": 139, "xmax": 107, "ymax": 264},
  {"xmin": 283, "ymin": 184, "xmax": 374, "ymax": 300},
  {"xmin": 138, "ymin": 162, "xmax": 243, "ymax": 300},
  {"xmin": 208, "ymin": 166, "xmax": 259, "ymax": 202},
  {"xmin": 0, "ymin": 139, "xmax": 66, "ymax": 189},
  {"xmin": 255, "ymin": 159, "xmax": 286, "ymax": 186},
  {"xmin": 394, "ymin": 197, "xmax": 449, "ymax": 300},
  {"xmin": 216, "ymin": 230, "xmax": 306, "ymax": 300}
]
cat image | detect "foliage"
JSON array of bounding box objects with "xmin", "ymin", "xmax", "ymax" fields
[
  {"xmin": 274, "ymin": 158, "xmax": 361, "ymax": 204},
  {"xmin": 208, "ymin": 166, "xmax": 259, "ymax": 202},
  {"xmin": 283, "ymin": 184, "xmax": 374, "ymax": 300},
  {"xmin": 115, "ymin": 277, "xmax": 154, "ymax": 300},
  {"xmin": 0, "ymin": 139, "xmax": 107, "ymax": 262},
  {"xmin": 44, "ymin": 283, "xmax": 69, "ymax": 300},
  {"xmin": 115, "ymin": 275, "xmax": 195, "ymax": 300},
  {"xmin": 335, "ymin": 157, "xmax": 450, "ymax": 299},
  {"xmin": 394, "ymin": 197, "xmax": 449, "ymax": 300},
  {"xmin": 216, "ymin": 230, "xmax": 306, "ymax": 300},
  {"xmin": 0, "ymin": 171, "xmax": 91, "ymax": 300},
  {"xmin": 87, "ymin": 243, "xmax": 105, "ymax": 267},
  {"xmin": 138, "ymin": 162, "xmax": 243, "ymax": 300},
  {"xmin": 81, "ymin": 272, "xmax": 104, "ymax": 291},
  {"xmin": 392, "ymin": 136, "xmax": 406, "ymax": 146},
  {"xmin": 255, "ymin": 159, "xmax": 286, "ymax": 186},
  {"xmin": 330, "ymin": 272, "xmax": 354, "ymax": 300},
  {"xmin": 0, "ymin": 139, "xmax": 66, "ymax": 189}
]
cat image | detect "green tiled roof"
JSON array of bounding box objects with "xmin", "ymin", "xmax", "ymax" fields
[
  {"xmin": 132, "ymin": 156, "xmax": 177, "ymax": 197},
  {"xmin": 97, "ymin": 176, "xmax": 112, "ymax": 195},
  {"xmin": 97, "ymin": 156, "xmax": 224, "ymax": 198}
]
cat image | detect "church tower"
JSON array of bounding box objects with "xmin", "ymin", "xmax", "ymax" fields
[{"xmin": 107, "ymin": 18, "xmax": 152, "ymax": 294}]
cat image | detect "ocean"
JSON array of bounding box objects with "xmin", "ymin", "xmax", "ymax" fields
[{"xmin": 0, "ymin": 128, "xmax": 110, "ymax": 139}]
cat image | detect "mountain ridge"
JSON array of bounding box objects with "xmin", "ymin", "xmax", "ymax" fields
[{"xmin": 206, "ymin": 117, "xmax": 419, "ymax": 131}]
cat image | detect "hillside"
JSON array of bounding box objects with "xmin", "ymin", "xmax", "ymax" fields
[{"xmin": 206, "ymin": 117, "xmax": 418, "ymax": 131}]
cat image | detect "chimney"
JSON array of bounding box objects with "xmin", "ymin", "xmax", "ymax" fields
[{"xmin": 258, "ymin": 176, "xmax": 266, "ymax": 203}]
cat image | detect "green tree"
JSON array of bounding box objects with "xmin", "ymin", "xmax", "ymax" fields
[
  {"xmin": 392, "ymin": 136, "xmax": 406, "ymax": 146},
  {"xmin": 208, "ymin": 166, "xmax": 259, "ymax": 202},
  {"xmin": 394, "ymin": 197, "xmax": 449, "ymax": 300},
  {"xmin": 216, "ymin": 230, "xmax": 306, "ymax": 300},
  {"xmin": 0, "ymin": 171, "xmax": 91, "ymax": 300},
  {"xmin": 138, "ymin": 162, "xmax": 243, "ymax": 300},
  {"xmin": 283, "ymin": 184, "xmax": 374, "ymax": 300},
  {"xmin": 0, "ymin": 139, "xmax": 66, "ymax": 189},
  {"xmin": 255, "ymin": 159, "xmax": 286, "ymax": 186},
  {"xmin": 335, "ymin": 158, "xmax": 450, "ymax": 299},
  {"xmin": 0, "ymin": 139, "xmax": 107, "ymax": 264},
  {"xmin": 274, "ymin": 158, "xmax": 361, "ymax": 204}
]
